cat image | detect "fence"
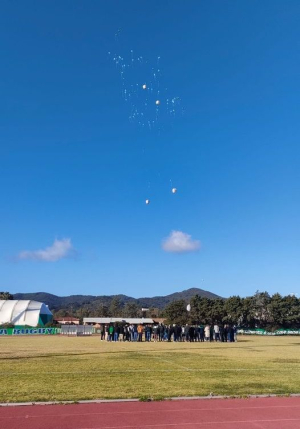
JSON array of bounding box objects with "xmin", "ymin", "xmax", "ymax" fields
[
  {"xmin": 60, "ymin": 325, "xmax": 93, "ymax": 336},
  {"xmin": 237, "ymin": 328, "xmax": 300, "ymax": 336}
]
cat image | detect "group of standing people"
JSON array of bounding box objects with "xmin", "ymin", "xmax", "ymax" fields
[{"xmin": 100, "ymin": 323, "xmax": 237, "ymax": 342}]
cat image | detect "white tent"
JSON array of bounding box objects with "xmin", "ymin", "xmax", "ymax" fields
[{"xmin": 0, "ymin": 300, "xmax": 53, "ymax": 327}]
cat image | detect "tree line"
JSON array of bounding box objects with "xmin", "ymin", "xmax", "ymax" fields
[
  {"xmin": 2, "ymin": 291, "xmax": 300, "ymax": 329},
  {"xmin": 164, "ymin": 292, "xmax": 300, "ymax": 329},
  {"xmin": 53, "ymin": 292, "xmax": 300, "ymax": 330},
  {"xmin": 53, "ymin": 298, "xmax": 161, "ymax": 321},
  {"xmin": 0, "ymin": 292, "xmax": 13, "ymax": 300}
]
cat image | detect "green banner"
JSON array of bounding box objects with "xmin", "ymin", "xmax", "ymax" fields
[
  {"xmin": 238, "ymin": 328, "xmax": 300, "ymax": 335},
  {"xmin": 0, "ymin": 327, "xmax": 60, "ymax": 336}
]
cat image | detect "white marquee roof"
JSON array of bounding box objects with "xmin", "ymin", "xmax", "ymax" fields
[
  {"xmin": 0, "ymin": 300, "xmax": 52, "ymax": 327},
  {"xmin": 83, "ymin": 317, "xmax": 154, "ymax": 325}
]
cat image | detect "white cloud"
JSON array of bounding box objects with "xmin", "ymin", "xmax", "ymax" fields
[
  {"xmin": 18, "ymin": 238, "xmax": 74, "ymax": 262},
  {"xmin": 162, "ymin": 230, "xmax": 200, "ymax": 253}
]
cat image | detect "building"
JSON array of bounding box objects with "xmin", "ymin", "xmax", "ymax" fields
[
  {"xmin": 54, "ymin": 316, "xmax": 80, "ymax": 325},
  {"xmin": 83, "ymin": 317, "xmax": 154, "ymax": 326},
  {"xmin": 0, "ymin": 300, "xmax": 53, "ymax": 327},
  {"xmin": 152, "ymin": 318, "xmax": 166, "ymax": 325}
]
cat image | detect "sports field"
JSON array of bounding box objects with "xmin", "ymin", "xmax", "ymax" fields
[{"xmin": 1, "ymin": 335, "xmax": 300, "ymax": 403}]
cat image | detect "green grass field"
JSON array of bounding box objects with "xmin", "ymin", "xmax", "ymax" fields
[{"xmin": 1, "ymin": 335, "xmax": 300, "ymax": 403}]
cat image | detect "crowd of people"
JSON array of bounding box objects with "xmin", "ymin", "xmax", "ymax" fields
[{"xmin": 100, "ymin": 324, "xmax": 237, "ymax": 342}]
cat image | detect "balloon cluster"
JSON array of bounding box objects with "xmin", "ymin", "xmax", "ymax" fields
[
  {"xmin": 108, "ymin": 49, "xmax": 182, "ymax": 130},
  {"xmin": 108, "ymin": 34, "xmax": 182, "ymax": 206},
  {"xmin": 145, "ymin": 188, "xmax": 177, "ymax": 205}
]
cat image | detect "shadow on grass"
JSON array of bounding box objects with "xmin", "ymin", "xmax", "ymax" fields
[
  {"xmin": 0, "ymin": 344, "xmax": 249, "ymax": 360},
  {"xmin": 2, "ymin": 339, "xmax": 299, "ymax": 361}
]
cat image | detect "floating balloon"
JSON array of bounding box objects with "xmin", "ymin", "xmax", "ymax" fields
[
  {"xmin": 145, "ymin": 199, "xmax": 150, "ymax": 205},
  {"xmin": 142, "ymin": 84, "xmax": 147, "ymax": 90},
  {"xmin": 155, "ymin": 100, "xmax": 160, "ymax": 105},
  {"xmin": 187, "ymin": 304, "xmax": 191, "ymax": 312},
  {"xmin": 171, "ymin": 188, "xmax": 177, "ymax": 194}
]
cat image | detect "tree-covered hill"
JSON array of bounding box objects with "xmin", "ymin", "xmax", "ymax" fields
[{"xmin": 13, "ymin": 288, "xmax": 221, "ymax": 311}]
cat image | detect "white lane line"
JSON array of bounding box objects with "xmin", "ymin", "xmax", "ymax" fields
[
  {"xmin": 77, "ymin": 419, "xmax": 300, "ymax": 429},
  {"xmin": 0, "ymin": 405, "xmax": 300, "ymax": 419},
  {"xmin": 2, "ymin": 368, "xmax": 300, "ymax": 375}
]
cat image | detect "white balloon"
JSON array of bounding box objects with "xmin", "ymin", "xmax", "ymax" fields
[
  {"xmin": 171, "ymin": 188, "xmax": 177, "ymax": 194},
  {"xmin": 155, "ymin": 100, "xmax": 160, "ymax": 105},
  {"xmin": 145, "ymin": 199, "xmax": 150, "ymax": 205},
  {"xmin": 187, "ymin": 304, "xmax": 191, "ymax": 312},
  {"xmin": 142, "ymin": 84, "xmax": 147, "ymax": 90}
]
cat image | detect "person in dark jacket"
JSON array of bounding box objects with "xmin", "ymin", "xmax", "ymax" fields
[
  {"xmin": 176, "ymin": 325, "xmax": 182, "ymax": 342},
  {"xmin": 100, "ymin": 324, "xmax": 105, "ymax": 341},
  {"xmin": 189, "ymin": 326, "xmax": 195, "ymax": 342},
  {"xmin": 153, "ymin": 325, "xmax": 158, "ymax": 342},
  {"xmin": 229, "ymin": 326, "xmax": 235, "ymax": 342},
  {"xmin": 194, "ymin": 326, "xmax": 200, "ymax": 342},
  {"xmin": 145, "ymin": 325, "xmax": 152, "ymax": 341},
  {"xmin": 167, "ymin": 325, "xmax": 173, "ymax": 342},
  {"xmin": 121, "ymin": 325, "xmax": 127, "ymax": 341},
  {"xmin": 223, "ymin": 325, "xmax": 228, "ymax": 342},
  {"xmin": 219, "ymin": 325, "xmax": 224, "ymax": 342},
  {"xmin": 128, "ymin": 325, "xmax": 133, "ymax": 341},
  {"xmin": 199, "ymin": 325, "xmax": 204, "ymax": 342},
  {"xmin": 133, "ymin": 324, "xmax": 138, "ymax": 342},
  {"xmin": 157, "ymin": 325, "xmax": 161, "ymax": 341},
  {"xmin": 163, "ymin": 325, "xmax": 167, "ymax": 341},
  {"xmin": 149, "ymin": 325, "xmax": 153, "ymax": 341},
  {"xmin": 185, "ymin": 324, "xmax": 190, "ymax": 342},
  {"xmin": 114, "ymin": 324, "xmax": 120, "ymax": 342},
  {"xmin": 209, "ymin": 325, "xmax": 214, "ymax": 342},
  {"xmin": 164, "ymin": 325, "xmax": 169, "ymax": 341}
]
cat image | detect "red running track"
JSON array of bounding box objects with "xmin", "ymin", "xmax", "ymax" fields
[{"xmin": 1, "ymin": 397, "xmax": 300, "ymax": 429}]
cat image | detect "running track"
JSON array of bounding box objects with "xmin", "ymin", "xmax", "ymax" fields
[{"xmin": 1, "ymin": 397, "xmax": 300, "ymax": 429}]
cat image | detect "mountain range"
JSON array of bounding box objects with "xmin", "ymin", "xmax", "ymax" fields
[{"xmin": 13, "ymin": 288, "xmax": 221, "ymax": 311}]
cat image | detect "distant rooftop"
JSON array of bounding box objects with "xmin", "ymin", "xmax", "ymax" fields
[
  {"xmin": 83, "ymin": 317, "xmax": 154, "ymax": 324},
  {"xmin": 54, "ymin": 316, "xmax": 80, "ymax": 321}
]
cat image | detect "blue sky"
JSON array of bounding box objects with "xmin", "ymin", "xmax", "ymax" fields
[{"xmin": 1, "ymin": 1, "xmax": 299, "ymax": 298}]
